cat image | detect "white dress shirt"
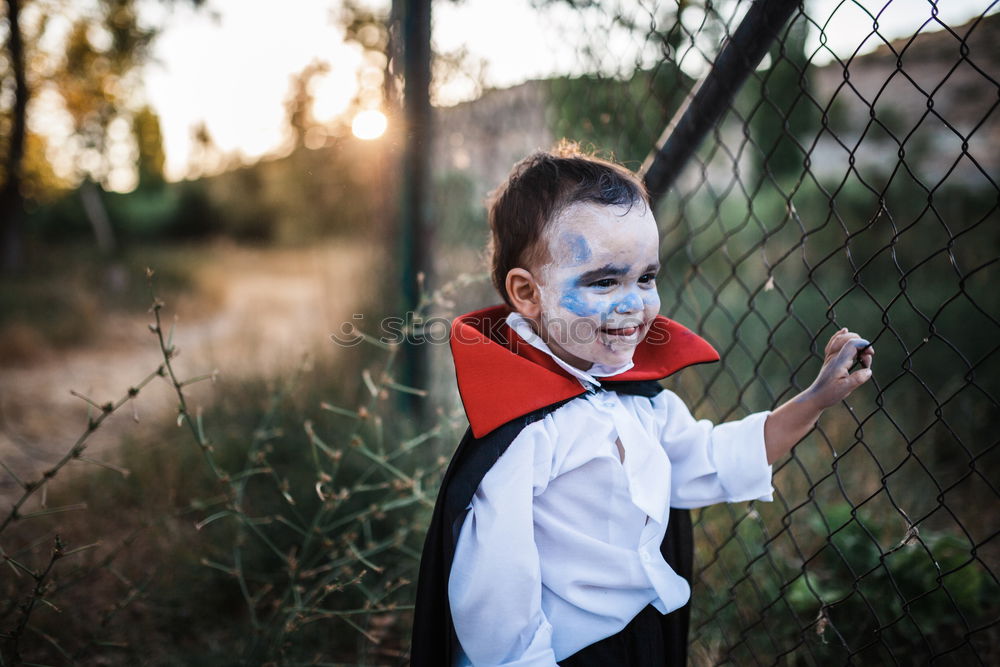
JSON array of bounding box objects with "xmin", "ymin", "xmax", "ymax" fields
[{"xmin": 448, "ymin": 313, "xmax": 774, "ymax": 666}]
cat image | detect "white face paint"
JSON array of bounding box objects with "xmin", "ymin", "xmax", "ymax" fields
[{"xmin": 534, "ymin": 201, "xmax": 661, "ymax": 370}]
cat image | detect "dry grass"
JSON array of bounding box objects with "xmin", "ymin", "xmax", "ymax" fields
[
  {"xmin": 0, "ymin": 259, "xmax": 471, "ymax": 664},
  {"xmin": 0, "ymin": 238, "xmax": 380, "ymax": 506}
]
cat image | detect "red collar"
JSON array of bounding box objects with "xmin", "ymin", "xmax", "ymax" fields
[{"xmin": 449, "ymin": 304, "xmax": 720, "ymax": 438}]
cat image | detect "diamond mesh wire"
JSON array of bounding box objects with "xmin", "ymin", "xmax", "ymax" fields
[{"xmin": 433, "ymin": 0, "xmax": 1000, "ymax": 663}]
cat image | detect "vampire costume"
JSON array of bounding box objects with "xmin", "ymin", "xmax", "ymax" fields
[{"xmin": 410, "ymin": 304, "xmax": 721, "ymax": 667}]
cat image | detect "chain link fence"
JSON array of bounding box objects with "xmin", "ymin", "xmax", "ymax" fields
[{"xmin": 431, "ymin": 0, "xmax": 999, "ymax": 663}]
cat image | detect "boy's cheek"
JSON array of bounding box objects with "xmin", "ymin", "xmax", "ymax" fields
[
  {"xmin": 643, "ymin": 291, "xmax": 661, "ymax": 314},
  {"xmin": 543, "ymin": 282, "xmax": 609, "ymax": 326},
  {"xmin": 558, "ymin": 286, "xmax": 603, "ymax": 319}
]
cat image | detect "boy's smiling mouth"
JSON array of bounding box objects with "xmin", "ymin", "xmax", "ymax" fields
[
  {"xmin": 601, "ymin": 325, "xmax": 640, "ymax": 337},
  {"xmin": 598, "ymin": 320, "xmax": 648, "ymax": 341}
]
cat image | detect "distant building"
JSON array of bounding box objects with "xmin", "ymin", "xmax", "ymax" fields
[
  {"xmin": 432, "ymin": 13, "xmax": 997, "ymax": 199},
  {"xmin": 433, "ymin": 80, "xmax": 553, "ymax": 206},
  {"xmin": 809, "ymin": 12, "xmax": 999, "ymax": 189}
]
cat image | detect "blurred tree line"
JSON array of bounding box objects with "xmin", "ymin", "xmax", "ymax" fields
[
  {"xmin": 1, "ymin": 0, "xmax": 202, "ymax": 271},
  {"xmin": 0, "ymin": 0, "xmax": 402, "ymax": 278}
]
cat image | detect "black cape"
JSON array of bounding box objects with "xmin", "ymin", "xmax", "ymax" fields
[{"xmin": 409, "ymin": 379, "xmax": 693, "ymax": 666}]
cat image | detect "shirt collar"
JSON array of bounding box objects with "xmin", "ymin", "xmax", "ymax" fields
[
  {"xmin": 449, "ymin": 304, "xmax": 721, "ymax": 438},
  {"xmin": 504, "ymin": 311, "xmax": 635, "ymax": 389}
]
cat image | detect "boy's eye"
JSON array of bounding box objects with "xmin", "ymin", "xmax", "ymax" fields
[
  {"xmin": 639, "ymin": 273, "xmax": 657, "ymax": 284},
  {"xmin": 589, "ymin": 278, "xmax": 616, "ymax": 288}
]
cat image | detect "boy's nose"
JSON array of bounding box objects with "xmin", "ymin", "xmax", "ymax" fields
[{"xmin": 614, "ymin": 293, "xmax": 643, "ymax": 314}]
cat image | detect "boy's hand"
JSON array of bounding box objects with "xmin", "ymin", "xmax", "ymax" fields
[
  {"xmin": 805, "ymin": 328, "xmax": 874, "ymax": 409},
  {"xmin": 764, "ymin": 328, "xmax": 874, "ymax": 464}
]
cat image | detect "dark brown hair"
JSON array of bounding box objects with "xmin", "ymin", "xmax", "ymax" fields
[{"xmin": 487, "ymin": 142, "xmax": 650, "ymax": 308}]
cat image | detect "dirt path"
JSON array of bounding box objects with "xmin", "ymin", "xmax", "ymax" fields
[{"xmin": 0, "ymin": 240, "xmax": 377, "ymax": 504}]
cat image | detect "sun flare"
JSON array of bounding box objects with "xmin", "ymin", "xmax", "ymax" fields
[{"xmin": 351, "ymin": 110, "xmax": 388, "ymax": 140}]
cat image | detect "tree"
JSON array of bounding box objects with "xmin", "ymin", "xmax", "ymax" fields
[
  {"xmin": 0, "ymin": 0, "xmax": 28, "ymax": 272},
  {"xmin": 0, "ymin": 0, "xmax": 203, "ymax": 272},
  {"xmin": 339, "ymin": 0, "xmax": 403, "ymax": 112},
  {"xmin": 133, "ymin": 104, "xmax": 166, "ymax": 187},
  {"xmin": 284, "ymin": 60, "xmax": 331, "ymax": 147},
  {"xmin": 337, "ymin": 0, "xmax": 488, "ymax": 113}
]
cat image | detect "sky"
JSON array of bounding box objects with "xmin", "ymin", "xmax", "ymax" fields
[{"xmin": 140, "ymin": 0, "xmax": 997, "ymax": 184}]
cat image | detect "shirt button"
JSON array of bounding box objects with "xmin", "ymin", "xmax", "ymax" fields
[{"xmin": 640, "ymin": 551, "xmax": 651, "ymax": 563}]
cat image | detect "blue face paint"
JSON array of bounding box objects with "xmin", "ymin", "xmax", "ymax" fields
[
  {"xmin": 561, "ymin": 233, "xmax": 592, "ymax": 265},
  {"xmin": 558, "ymin": 280, "xmax": 659, "ymax": 321},
  {"xmin": 610, "ymin": 292, "xmax": 644, "ymax": 314},
  {"xmin": 559, "ymin": 284, "xmax": 602, "ymax": 317}
]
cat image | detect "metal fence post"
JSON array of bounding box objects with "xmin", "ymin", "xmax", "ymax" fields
[
  {"xmin": 399, "ymin": 0, "xmax": 433, "ymax": 412},
  {"xmin": 640, "ymin": 0, "xmax": 801, "ymax": 207}
]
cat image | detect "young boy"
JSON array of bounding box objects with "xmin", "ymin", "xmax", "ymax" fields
[{"xmin": 411, "ymin": 145, "xmax": 873, "ymax": 666}]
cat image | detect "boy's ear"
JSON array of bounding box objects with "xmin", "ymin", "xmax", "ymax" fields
[{"xmin": 506, "ymin": 268, "xmax": 542, "ymax": 318}]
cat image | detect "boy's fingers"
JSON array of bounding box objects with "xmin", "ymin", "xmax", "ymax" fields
[
  {"xmin": 824, "ymin": 328, "xmax": 850, "ymax": 355},
  {"xmin": 847, "ymin": 367, "xmax": 873, "ymax": 388},
  {"xmin": 834, "ymin": 338, "xmax": 870, "ymax": 370},
  {"xmin": 827, "ymin": 331, "xmax": 862, "ymax": 358}
]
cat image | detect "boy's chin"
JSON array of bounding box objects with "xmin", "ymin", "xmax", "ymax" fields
[
  {"xmin": 596, "ymin": 350, "xmax": 638, "ymax": 369},
  {"xmin": 583, "ymin": 342, "xmax": 640, "ymax": 370}
]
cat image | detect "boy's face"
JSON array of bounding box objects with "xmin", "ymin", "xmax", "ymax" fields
[{"xmin": 534, "ymin": 201, "xmax": 661, "ymax": 371}]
